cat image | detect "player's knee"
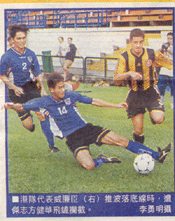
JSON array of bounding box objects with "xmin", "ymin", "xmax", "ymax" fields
[
  {"xmin": 80, "ymin": 161, "xmax": 95, "ymax": 170},
  {"xmin": 21, "ymin": 114, "xmax": 35, "ymax": 132},
  {"xmin": 22, "ymin": 122, "xmax": 35, "ymax": 132},
  {"xmin": 150, "ymin": 112, "xmax": 164, "ymax": 124},
  {"xmin": 154, "ymin": 116, "xmax": 164, "ymax": 124},
  {"xmin": 76, "ymin": 150, "xmax": 95, "ymax": 170}
]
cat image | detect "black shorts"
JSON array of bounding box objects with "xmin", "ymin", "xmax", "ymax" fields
[
  {"xmin": 66, "ymin": 123, "xmax": 110, "ymax": 157},
  {"xmin": 8, "ymin": 81, "xmax": 41, "ymax": 120},
  {"xmin": 126, "ymin": 86, "xmax": 164, "ymax": 118}
]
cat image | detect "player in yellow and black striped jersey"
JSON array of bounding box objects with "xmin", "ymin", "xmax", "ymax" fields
[{"xmin": 114, "ymin": 28, "xmax": 173, "ymax": 144}]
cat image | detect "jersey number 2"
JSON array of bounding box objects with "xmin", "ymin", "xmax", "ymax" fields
[{"xmin": 22, "ymin": 62, "xmax": 27, "ymax": 70}]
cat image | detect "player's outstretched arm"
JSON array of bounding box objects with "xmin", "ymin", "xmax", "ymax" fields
[
  {"xmin": 3, "ymin": 103, "xmax": 24, "ymax": 112},
  {"xmin": 92, "ymin": 98, "xmax": 128, "ymax": 109}
]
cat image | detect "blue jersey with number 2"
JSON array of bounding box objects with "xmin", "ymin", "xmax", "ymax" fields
[
  {"xmin": 22, "ymin": 91, "xmax": 93, "ymax": 138},
  {"xmin": 0, "ymin": 47, "xmax": 41, "ymax": 87}
]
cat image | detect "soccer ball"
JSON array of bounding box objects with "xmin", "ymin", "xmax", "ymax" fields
[{"xmin": 134, "ymin": 154, "xmax": 155, "ymax": 174}]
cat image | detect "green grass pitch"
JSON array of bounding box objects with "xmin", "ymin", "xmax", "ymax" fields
[{"xmin": 7, "ymin": 83, "xmax": 174, "ymax": 193}]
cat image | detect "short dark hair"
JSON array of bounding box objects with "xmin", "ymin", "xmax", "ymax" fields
[
  {"xmin": 167, "ymin": 32, "xmax": 173, "ymax": 37},
  {"xmin": 47, "ymin": 73, "xmax": 64, "ymax": 88},
  {"xmin": 8, "ymin": 24, "xmax": 29, "ymax": 38},
  {"xmin": 130, "ymin": 29, "xmax": 145, "ymax": 40},
  {"xmin": 68, "ymin": 37, "xmax": 73, "ymax": 41}
]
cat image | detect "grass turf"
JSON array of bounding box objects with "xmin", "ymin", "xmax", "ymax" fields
[{"xmin": 7, "ymin": 83, "xmax": 174, "ymax": 193}]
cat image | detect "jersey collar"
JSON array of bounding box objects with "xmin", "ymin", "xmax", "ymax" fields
[
  {"xmin": 11, "ymin": 47, "xmax": 26, "ymax": 55},
  {"xmin": 50, "ymin": 95, "xmax": 64, "ymax": 103},
  {"xmin": 130, "ymin": 48, "xmax": 145, "ymax": 58}
]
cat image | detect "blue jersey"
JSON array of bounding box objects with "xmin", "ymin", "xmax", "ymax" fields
[
  {"xmin": 22, "ymin": 91, "xmax": 93, "ymax": 138},
  {"xmin": 0, "ymin": 47, "xmax": 41, "ymax": 87}
]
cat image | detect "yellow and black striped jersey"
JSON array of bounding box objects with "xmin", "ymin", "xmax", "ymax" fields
[{"xmin": 114, "ymin": 48, "xmax": 173, "ymax": 91}]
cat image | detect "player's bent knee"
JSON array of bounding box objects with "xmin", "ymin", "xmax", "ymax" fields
[
  {"xmin": 77, "ymin": 158, "xmax": 95, "ymax": 170},
  {"xmin": 81, "ymin": 162, "xmax": 95, "ymax": 170},
  {"xmin": 22, "ymin": 118, "xmax": 35, "ymax": 132},
  {"xmin": 76, "ymin": 149, "xmax": 95, "ymax": 170},
  {"xmin": 151, "ymin": 111, "xmax": 164, "ymax": 124},
  {"xmin": 156, "ymin": 117, "xmax": 164, "ymax": 124}
]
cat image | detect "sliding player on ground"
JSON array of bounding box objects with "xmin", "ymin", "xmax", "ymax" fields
[{"xmin": 4, "ymin": 73, "xmax": 171, "ymax": 170}]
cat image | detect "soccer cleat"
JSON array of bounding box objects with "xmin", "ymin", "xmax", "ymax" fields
[
  {"xmin": 157, "ymin": 143, "xmax": 171, "ymax": 163},
  {"xmin": 97, "ymin": 154, "xmax": 121, "ymax": 163},
  {"xmin": 49, "ymin": 146, "xmax": 60, "ymax": 153}
]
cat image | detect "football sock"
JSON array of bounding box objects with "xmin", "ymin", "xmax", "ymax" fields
[
  {"xmin": 40, "ymin": 119, "xmax": 54, "ymax": 148},
  {"xmin": 133, "ymin": 133, "xmax": 144, "ymax": 144},
  {"xmin": 93, "ymin": 158, "xmax": 106, "ymax": 168},
  {"xmin": 126, "ymin": 140, "xmax": 159, "ymax": 160}
]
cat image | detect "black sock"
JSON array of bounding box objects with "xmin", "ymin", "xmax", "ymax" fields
[{"xmin": 133, "ymin": 133, "xmax": 144, "ymax": 144}]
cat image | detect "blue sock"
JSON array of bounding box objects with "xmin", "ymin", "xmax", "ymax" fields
[
  {"xmin": 93, "ymin": 158, "xmax": 106, "ymax": 168},
  {"xmin": 40, "ymin": 119, "xmax": 54, "ymax": 148},
  {"xmin": 126, "ymin": 140, "xmax": 159, "ymax": 160}
]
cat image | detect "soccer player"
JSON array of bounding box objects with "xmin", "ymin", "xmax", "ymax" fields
[
  {"xmin": 157, "ymin": 32, "xmax": 174, "ymax": 109},
  {"xmin": 56, "ymin": 36, "xmax": 66, "ymax": 67},
  {"xmin": 114, "ymin": 28, "xmax": 173, "ymax": 144},
  {"xmin": 0, "ymin": 24, "xmax": 58, "ymax": 153},
  {"xmin": 63, "ymin": 37, "xmax": 81, "ymax": 80},
  {"xmin": 4, "ymin": 73, "xmax": 171, "ymax": 170}
]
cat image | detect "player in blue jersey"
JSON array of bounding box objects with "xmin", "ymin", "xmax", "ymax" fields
[
  {"xmin": 4, "ymin": 73, "xmax": 171, "ymax": 170},
  {"xmin": 0, "ymin": 24, "xmax": 58, "ymax": 153}
]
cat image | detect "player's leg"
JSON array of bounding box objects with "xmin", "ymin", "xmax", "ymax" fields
[
  {"xmin": 100, "ymin": 131, "xmax": 171, "ymax": 163},
  {"xmin": 131, "ymin": 114, "xmax": 144, "ymax": 144},
  {"xmin": 35, "ymin": 111, "xmax": 59, "ymax": 153},
  {"xmin": 147, "ymin": 86, "xmax": 165, "ymax": 125},
  {"xmin": 75, "ymin": 148, "xmax": 120, "ymax": 170},
  {"xmin": 100, "ymin": 131, "xmax": 129, "ymax": 147},
  {"xmin": 8, "ymin": 88, "xmax": 35, "ymax": 132},
  {"xmin": 66, "ymin": 125, "xmax": 120, "ymax": 170},
  {"xmin": 126, "ymin": 90, "xmax": 145, "ymax": 144},
  {"xmin": 149, "ymin": 110, "xmax": 164, "ymax": 124},
  {"xmin": 21, "ymin": 112, "xmax": 35, "ymax": 132},
  {"xmin": 76, "ymin": 149, "xmax": 96, "ymax": 170}
]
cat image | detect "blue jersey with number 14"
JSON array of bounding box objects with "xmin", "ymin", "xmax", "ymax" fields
[
  {"xmin": 0, "ymin": 47, "xmax": 41, "ymax": 87},
  {"xmin": 22, "ymin": 91, "xmax": 93, "ymax": 138}
]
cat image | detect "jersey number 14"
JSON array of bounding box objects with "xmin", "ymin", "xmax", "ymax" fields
[{"xmin": 58, "ymin": 106, "xmax": 68, "ymax": 115}]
